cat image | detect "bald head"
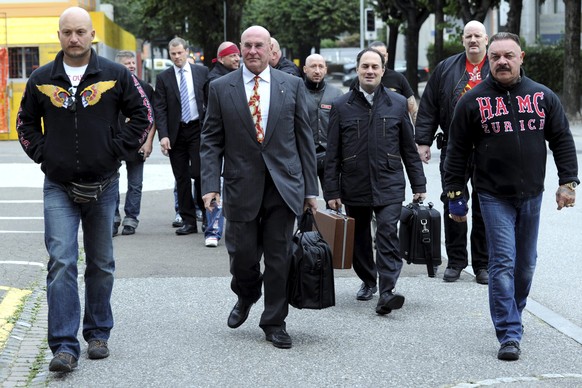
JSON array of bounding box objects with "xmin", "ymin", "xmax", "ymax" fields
[
  {"xmin": 303, "ymin": 53, "xmax": 328, "ymax": 83},
  {"xmin": 305, "ymin": 53, "xmax": 324, "ymax": 67},
  {"xmin": 217, "ymin": 41, "xmax": 236, "ymax": 55},
  {"xmin": 462, "ymin": 20, "xmax": 488, "ymax": 63},
  {"xmin": 216, "ymin": 41, "xmax": 240, "ymax": 70},
  {"xmin": 58, "ymin": 6, "xmax": 95, "ymax": 66},
  {"xmin": 240, "ymin": 25, "xmax": 272, "ymax": 75},
  {"xmin": 59, "ymin": 6, "xmax": 93, "ymax": 30},
  {"xmin": 270, "ymin": 37, "xmax": 282, "ymax": 67}
]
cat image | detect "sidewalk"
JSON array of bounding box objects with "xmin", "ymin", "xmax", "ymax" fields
[{"xmin": 1, "ymin": 122, "xmax": 582, "ymax": 387}]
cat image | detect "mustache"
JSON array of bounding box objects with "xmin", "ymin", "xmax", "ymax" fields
[{"xmin": 496, "ymin": 66, "xmax": 511, "ymax": 72}]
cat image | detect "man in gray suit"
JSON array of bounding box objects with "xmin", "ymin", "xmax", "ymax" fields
[{"xmin": 201, "ymin": 25, "xmax": 318, "ymax": 349}]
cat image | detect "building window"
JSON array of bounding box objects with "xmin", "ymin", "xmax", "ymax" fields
[{"xmin": 8, "ymin": 47, "xmax": 39, "ymax": 79}]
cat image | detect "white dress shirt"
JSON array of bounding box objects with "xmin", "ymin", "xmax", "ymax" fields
[
  {"xmin": 174, "ymin": 64, "xmax": 199, "ymax": 121},
  {"xmin": 242, "ymin": 65, "xmax": 270, "ymax": 134}
]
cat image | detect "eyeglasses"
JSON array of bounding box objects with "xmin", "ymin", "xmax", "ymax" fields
[{"xmin": 66, "ymin": 87, "xmax": 77, "ymax": 112}]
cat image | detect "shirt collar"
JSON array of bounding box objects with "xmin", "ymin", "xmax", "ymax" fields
[
  {"xmin": 242, "ymin": 64, "xmax": 271, "ymax": 84},
  {"xmin": 359, "ymin": 86, "xmax": 374, "ymax": 104},
  {"xmin": 175, "ymin": 64, "xmax": 189, "ymax": 74}
]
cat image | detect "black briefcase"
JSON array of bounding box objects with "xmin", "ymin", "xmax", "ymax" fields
[
  {"xmin": 399, "ymin": 201, "xmax": 442, "ymax": 277},
  {"xmin": 288, "ymin": 209, "xmax": 335, "ymax": 309}
]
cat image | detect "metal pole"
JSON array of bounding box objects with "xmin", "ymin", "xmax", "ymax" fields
[
  {"xmin": 224, "ymin": 0, "xmax": 227, "ymax": 42},
  {"xmin": 360, "ymin": 0, "xmax": 364, "ymax": 49}
]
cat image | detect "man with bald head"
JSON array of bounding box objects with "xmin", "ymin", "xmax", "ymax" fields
[
  {"xmin": 415, "ymin": 20, "xmax": 490, "ymax": 284},
  {"xmin": 207, "ymin": 41, "xmax": 240, "ymax": 83},
  {"xmin": 17, "ymin": 6, "xmax": 153, "ymax": 372},
  {"xmin": 201, "ymin": 25, "xmax": 318, "ymax": 349},
  {"xmin": 269, "ymin": 37, "xmax": 301, "ymax": 77},
  {"xmin": 302, "ymin": 53, "xmax": 343, "ymax": 195}
]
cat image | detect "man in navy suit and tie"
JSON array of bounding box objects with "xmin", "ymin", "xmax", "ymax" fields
[
  {"xmin": 154, "ymin": 37, "xmax": 208, "ymax": 235},
  {"xmin": 201, "ymin": 25, "xmax": 318, "ymax": 349}
]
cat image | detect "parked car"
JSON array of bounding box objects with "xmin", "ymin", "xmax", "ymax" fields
[{"xmin": 342, "ymin": 60, "xmax": 430, "ymax": 87}]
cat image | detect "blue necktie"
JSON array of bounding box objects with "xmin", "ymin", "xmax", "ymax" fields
[{"xmin": 179, "ymin": 68, "xmax": 191, "ymax": 123}]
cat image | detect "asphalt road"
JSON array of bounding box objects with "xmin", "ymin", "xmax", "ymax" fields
[{"xmin": 1, "ymin": 88, "xmax": 581, "ymax": 386}]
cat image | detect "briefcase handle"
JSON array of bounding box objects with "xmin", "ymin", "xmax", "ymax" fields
[{"xmin": 299, "ymin": 208, "xmax": 323, "ymax": 235}]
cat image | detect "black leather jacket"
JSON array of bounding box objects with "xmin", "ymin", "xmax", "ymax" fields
[{"xmin": 415, "ymin": 52, "xmax": 489, "ymax": 146}]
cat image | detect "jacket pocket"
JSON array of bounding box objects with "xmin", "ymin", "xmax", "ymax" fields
[{"xmin": 385, "ymin": 153, "xmax": 403, "ymax": 172}]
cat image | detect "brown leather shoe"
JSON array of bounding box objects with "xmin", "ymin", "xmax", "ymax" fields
[{"xmin": 49, "ymin": 352, "xmax": 78, "ymax": 372}]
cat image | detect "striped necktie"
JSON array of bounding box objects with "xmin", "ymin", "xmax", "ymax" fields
[{"xmin": 179, "ymin": 68, "xmax": 191, "ymax": 123}]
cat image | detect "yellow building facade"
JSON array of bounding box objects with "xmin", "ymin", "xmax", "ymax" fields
[{"xmin": 0, "ymin": 1, "xmax": 137, "ymax": 140}]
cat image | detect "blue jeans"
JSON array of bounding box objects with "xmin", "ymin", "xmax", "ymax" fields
[
  {"xmin": 478, "ymin": 192, "xmax": 542, "ymax": 345},
  {"xmin": 204, "ymin": 177, "xmax": 224, "ymax": 240},
  {"xmin": 115, "ymin": 159, "xmax": 144, "ymax": 228},
  {"xmin": 205, "ymin": 204, "xmax": 224, "ymax": 240},
  {"xmin": 44, "ymin": 176, "xmax": 118, "ymax": 358}
]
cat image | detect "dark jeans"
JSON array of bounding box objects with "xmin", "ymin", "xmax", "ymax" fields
[
  {"xmin": 439, "ymin": 147, "xmax": 488, "ymax": 270},
  {"xmin": 115, "ymin": 159, "xmax": 144, "ymax": 228}
]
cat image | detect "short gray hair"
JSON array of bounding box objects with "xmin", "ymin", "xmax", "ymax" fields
[{"xmin": 115, "ymin": 50, "xmax": 135, "ymax": 63}]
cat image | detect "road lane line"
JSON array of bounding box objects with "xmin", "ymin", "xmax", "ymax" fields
[{"xmin": 0, "ymin": 261, "xmax": 45, "ymax": 267}]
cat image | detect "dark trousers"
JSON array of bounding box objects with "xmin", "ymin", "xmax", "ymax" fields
[
  {"xmin": 346, "ymin": 203, "xmax": 403, "ymax": 295},
  {"xmin": 224, "ymin": 172, "xmax": 295, "ymax": 334},
  {"xmin": 169, "ymin": 121, "xmax": 205, "ymax": 226},
  {"xmin": 439, "ymin": 147, "xmax": 488, "ymax": 270}
]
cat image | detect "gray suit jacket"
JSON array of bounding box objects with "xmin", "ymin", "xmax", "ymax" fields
[{"xmin": 201, "ymin": 67, "xmax": 318, "ymax": 221}]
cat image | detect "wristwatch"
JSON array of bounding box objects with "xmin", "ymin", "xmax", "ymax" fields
[
  {"xmin": 564, "ymin": 182, "xmax": 578, "ymax": 191},
  {"xmin": 447, "ymin": 190, "xmax": 462, "ymax": 199}
]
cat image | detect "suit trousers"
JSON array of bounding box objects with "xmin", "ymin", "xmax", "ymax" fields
[
  {"xmin": 224, "ymin": 172, "xmax": 295, "ymax": 334},
  {"xmin": 346, "ymin": 203, "xmax": 403, "ymax": 295},
  {"xmin": 169, "ymin": 121, "xmax": 205, "ymax": 226}
]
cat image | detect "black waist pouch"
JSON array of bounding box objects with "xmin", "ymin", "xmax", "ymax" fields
[{"xmin": 64, "ymin": 173, "xmax": 118, "ymax": 203}]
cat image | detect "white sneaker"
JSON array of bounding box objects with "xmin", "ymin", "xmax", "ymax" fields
[{"xmin": 205, "ymin": 237, "xmax": 218, "ymax": 247}]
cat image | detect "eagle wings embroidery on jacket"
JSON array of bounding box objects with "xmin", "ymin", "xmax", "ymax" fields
[{"xmin": 36, "ymin": 81, "xmax": 117, "ymax": 109}]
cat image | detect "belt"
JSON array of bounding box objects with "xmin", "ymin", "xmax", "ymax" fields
[{"xmin": 180, "ymin": 119, "xmax": 200, "ymax": 127}]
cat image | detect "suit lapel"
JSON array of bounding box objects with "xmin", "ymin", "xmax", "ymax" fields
[
  {"xmin": 265, "ymin": 71, "xmax": 286, "ymax": 144},
  {"xmin": 228, "ymin": 70, "xmax": 256, "ymax": 139},
  {"xmin": 170, "ymin": 68, "xmax": 180, "ymax": 102}
]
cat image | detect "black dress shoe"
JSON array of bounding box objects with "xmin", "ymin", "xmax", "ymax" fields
[
  {"xmin": 376, "ymin": 292, "xmax": 405, "ymax": 315},
  {"xmin": 121, "ymin": 225, "xmax": 135, "ymax": 235},
  {"xmin": 227, "ymin": 301, "xmax": 253, "ymax": 328},
  {"xmin": 356, "ymin": 283, "xmax": 377, "ymax": 301},
  {"xmin": 475, "ymin": 269, "xmax": 488, "ymax": 285},
  {"xmin": 175, "ymin": 224, "xmax": 198, "ymax": 235},
  {"xmin": 266, "ymin": 329, "xmax": 292, "ymax": 349},
  {"xmin": 498, "ymin": 341, "xmax": 520, "ymax": 361},
  {"xmin": 443, "ymin": 267, "xmax": 462, "ymax": 282}
]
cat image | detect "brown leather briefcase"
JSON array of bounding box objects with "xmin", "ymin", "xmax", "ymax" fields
[{"xmin": 313, "ymin": 210, "xmax": 354, "ymax": 269}]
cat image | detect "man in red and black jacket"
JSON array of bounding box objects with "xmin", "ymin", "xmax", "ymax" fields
[{"xmin": 415, "ymin": 20, "xmax": 490, "ymax": 284}]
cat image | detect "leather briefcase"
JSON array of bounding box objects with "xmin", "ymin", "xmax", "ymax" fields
[
  {"xmin": 288, "ymin": 209, "xmax": 335, "ymax": 310},
  {"xmin": 399, "ymin": 201, "xmax": 442, "ymax": 277},
  {"xmin": 313, "ymin": 209, "xmax": 354, "ymax": 269}
]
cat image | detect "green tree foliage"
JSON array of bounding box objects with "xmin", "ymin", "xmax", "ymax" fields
[
  {"xmin": 243, "ymin": 0, "xmax": 359, "ymax": 66},
  {"xmin": 107, "ymin": 0, "xmax": 247, "ymax": 66}
]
